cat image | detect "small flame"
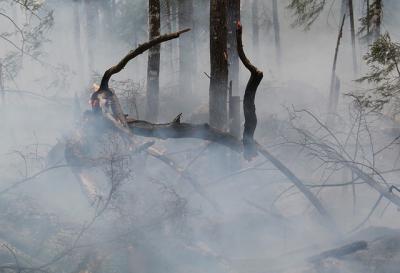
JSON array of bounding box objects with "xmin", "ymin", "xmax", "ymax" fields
[{"xmin": 91, "ymin": 83, "xmax": 100, "ymax": 92}]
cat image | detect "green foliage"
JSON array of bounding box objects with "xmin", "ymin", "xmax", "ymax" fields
[
  {"xmin": 287, "ymin": 0, "xmax": 326, "ymax": 30},
  {"xmin": 353, "ymin": 33, "xmax": 400, "ymax": 111}
]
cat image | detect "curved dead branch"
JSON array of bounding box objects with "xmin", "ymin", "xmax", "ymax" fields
[
  {"xmin": 99, "ymin": 28, "xmax": 190, "ymax": 90},
  {"xmin": 236, "ymin": 22, "xmax": 264, "ymax": 159},
  {"xmin": 91, "ymin": 28, "xmax": 190, "ymax": 126},
  {"xmin": 68, "ymin": 27, "xmax": 336, "ymax": 231}
]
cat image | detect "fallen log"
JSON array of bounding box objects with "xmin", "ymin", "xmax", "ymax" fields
[{"xmin": 69, "ymin": 26, "xmax": 336, "ymax": 231}]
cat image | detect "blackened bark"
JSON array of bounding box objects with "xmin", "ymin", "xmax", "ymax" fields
[
  {"xmin": 178, "ymin": 0, "xmax": 194, "ymax": 96},
  {"xmin": 95, "ymin": 29, "xmax": 190, "ymax": 126},
  {"xmin": 163, "ymin": 0, "xmax": 174, "ymax": 70},
  {"xmin": 227, "ymin": 0, "xmax": 240, "ymax": 137},
  {"xmin": 146, "ymin": 0, "xmax": 161, "ymax": 122},
  {"xmin": 88, "ymin": 24, "xmax": 336, "ymax": 232},
  {"xmin": 236, "ymin": 22, "xmax": 263, "ymax": 160},
  {"xmin": 228, "ymin": 82, "xmax": 241, "ymax": 138},
  {"xmin": 209, "ymin": 0, "xmax": 228, "ymax": 130}
]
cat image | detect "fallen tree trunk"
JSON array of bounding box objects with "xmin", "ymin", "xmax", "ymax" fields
[{"xmin": 69, "ymin": 27, "xmax": 336, "ymax": 231}]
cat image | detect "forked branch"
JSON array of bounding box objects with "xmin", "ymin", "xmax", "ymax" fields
[{"xmin": 77, "ymin": 27, "xmax": 336, "ymax": 231}]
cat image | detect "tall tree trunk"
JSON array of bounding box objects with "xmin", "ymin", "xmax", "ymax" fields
[
  {"xmin": 227, "ymin": 0, "xmax": 240, "ymax": 138},
  {"xmin": 164, "ymin": 0, "xmax": 174, "ymax": 72},
  {"xmin": 178, "ymin": 0, "xmax": 194, "ymax": 96},
  {"xmin": 169, "ymin": 0, "xmax": 179, "ymax": 84},
  {"xmin": 72, "ymin": 0, "xmax": 84, "ymax": 87},
  {"xmin": 348, "ymin": 0, "xmax": 358, "ymax": 75},
  {"xmin": 252, "ymin": 0, "xmax": 259, "ymax": 57},
  {"xmin": 272, "ymin": 0, "xmax": 281, "ymax": 68},
  {"xmin": 146, "ymin": 0, "xmax": 161, "ymax": 122},
  {"xmin": 209, "ymin": 0, "xmax": 228, "ymax": 130}
]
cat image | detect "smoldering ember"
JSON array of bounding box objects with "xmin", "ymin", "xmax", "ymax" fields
[{"xmin": 1, "ymin": 0, "xmax": 400, "ymax": 273}]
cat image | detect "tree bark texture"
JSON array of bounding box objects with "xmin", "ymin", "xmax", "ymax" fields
[
  {"xmin": 209, "ymin": 0, "xmax": 228, "ymax": 130},
  {"xmin": 88, "ymin": 25, "xmax": 337, "ymax": 232},
  {"xmin": 146, "ymin": 0, "xmax": 161, "ymax": 122},
  {"xmin": 227, "ymin": 0, "xmax": 241, "ymax": 137},
  {"xmin": 178, "ymin": 0, "xmax": 194, "ymax": 96}
]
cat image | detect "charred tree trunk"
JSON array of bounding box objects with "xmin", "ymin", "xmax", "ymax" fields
[
  {"xmin": 252, "ymin": 0, "xmax": 259, "ymax": 57},
  {"xmin": 83, "ymin": 27, "xmax": 339, "ymax": 232},
  {"xmin": 209, "ymin": 0, "xmax": 228, "ymax": 130},
  {"xmin": 227, "ymin": 0, "xmax": 240, "ymax": 137},
  {"xmin": 272, "ymin": 0, "xmax": 281, "ymax": 68},
  {"xmin": 178, "ymin": 0, "xmax": 194, "ymax": 96},
  {"xmin": 146, "ymin": 0, "xmax": 161, "ymax": 122},
  {"xmin": 237, "ymin": 22, "xmax": 263, "ymax": 159},
  {"xmin": 170, "ymin": 0, "xmax": 179, "ymax": 84},
  {"xmin": 348, "ymin": 0, "xmax": 358, "ymax": 75},
  {"xmin": 163, "ymin": 0, "xmax": 174, "ymax": 72}
]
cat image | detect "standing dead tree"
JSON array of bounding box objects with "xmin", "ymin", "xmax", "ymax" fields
[
  {"xmin": 236, "ymin": 21, "xmax": 263, "ymax": 160},
  {"xmin": 209, "ymin": 0, "xmax": 229, "ymax": 130},
  {"xmin": 74, "ymin": 26, "xmax": 337, "ymax": 232},
  {"xmin": 227, "ymin": 0, "xmax": 241, "ymax": 138},
  {"xmin": 146, "ymin": 0, "xmax": 161, "ymax": 122}
]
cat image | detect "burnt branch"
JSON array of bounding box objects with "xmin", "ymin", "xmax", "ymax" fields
[
  {"xmin": 91, "ymin": 28, "xmax": 190, "ymax": 126},
  {"xmin": 236, "ymin": 21, "xmax": 264, "ymax": 159},
  {"xmin": 99, "ymin": 28, "xmax": 190, "ymax": 90},
  {"xmin": 127, "ymin": 116, "xmax": 243, "ymax": 152},
  {"xmin": 70, "ymin": 28, "xmax": 336, "ymax": 230}
]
